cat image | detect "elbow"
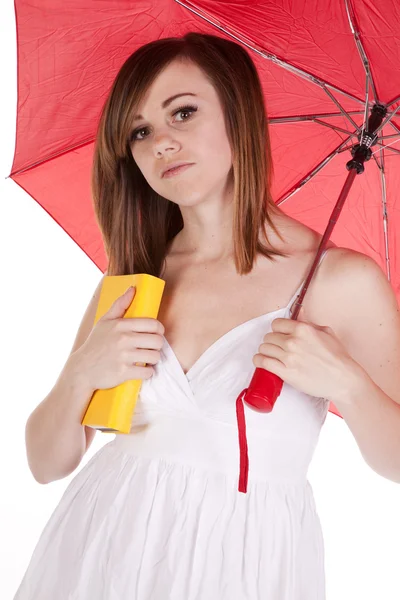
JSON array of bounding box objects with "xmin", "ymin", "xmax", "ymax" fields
[
  {"xmin": 28, "ymin": 458, "xmax": 80, "ymax": 485},
  {"xmin": 24, "ymin": 412, "xmax": 84, "ymax": 485},
  {"xmin": 32, "ymin": 472, "xmax": 50, "ymax": 485},
  {"xmin": 25, "ymin": 452, "xmax": 52, "ymax": 485}
]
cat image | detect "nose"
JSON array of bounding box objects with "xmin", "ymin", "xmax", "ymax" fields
[{"xmin": 152, "ymin": 133, "xmax": 180, "ymax": 157}]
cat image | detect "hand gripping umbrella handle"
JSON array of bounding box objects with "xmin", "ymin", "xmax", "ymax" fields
[
  {"xmin": 236, "ymin": 240, "xmax": 336, "ymax": 492},
  {"xmin": 241, "ymin": 153, "xmax": 370, "ymax": 416}
]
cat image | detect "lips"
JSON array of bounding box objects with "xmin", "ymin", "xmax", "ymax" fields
[{"xmin": 162, "ymin": 162, "xmax": 194, "ymax": 177}]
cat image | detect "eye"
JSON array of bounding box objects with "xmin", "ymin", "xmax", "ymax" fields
[{"xmin": 130, "ymin": 104, "xmax": 198, "ymax": 142}]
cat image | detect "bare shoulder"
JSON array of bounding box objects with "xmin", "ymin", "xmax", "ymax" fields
[
  {"xmin": 318, "ymin": 244, "xmax": 384, "ymax": 290},
  {"xmin": 280, "ymin": 216, "xmax": 384, "ymax": 326},
  {"xmin": 281, "ymin": 214, "xmax": 375, "ymax": 283},
  {"xmin": 308, "ymin": 241, "xmax": 392, "ymax": 332}
]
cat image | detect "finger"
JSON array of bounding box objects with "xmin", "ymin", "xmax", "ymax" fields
[
  {"xmin": 119, "ymin": 317, "xmax": 165, "ymax": 336},
  {"xmin": 271, "ymin": 317, "xmax": 296, "ymax": 333},
  {"xmin": 258, "ymin": 342, "xmax": 287, "ymax": 363},
  {"xmin": 130, "ymin": 331, "xmax": 165, "ymax": 350},
  {"xmin": 262, "ymin": 331, "xmax": 289, "ymax": 345},
  {"xmin": 253, "ymin": 353, "xmax": 286, "ymax": 377},
  {"xmin": 271, "ymin": 318, "xmax": 309, "ymax": 335},
  {"xmin": 130, "ymin": 348, "xmax": 161, "ymax": 365}
]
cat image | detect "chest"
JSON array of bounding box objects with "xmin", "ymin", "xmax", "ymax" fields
[{"xmin": 157, "ymin": 255, "xmax": 312, "ymax": 375}]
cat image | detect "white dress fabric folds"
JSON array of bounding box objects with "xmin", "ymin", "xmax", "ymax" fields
[{"xmin": 14, "ymin": 250, "xmax": 331, "ymax": 600}]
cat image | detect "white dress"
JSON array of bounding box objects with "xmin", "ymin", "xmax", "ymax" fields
[{"xmin": 14, "ymin": 250, "xmax": 331, "ymax": 600}]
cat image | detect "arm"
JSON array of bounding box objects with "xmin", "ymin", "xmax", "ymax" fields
[
  {"xmin": 323, "ymin": 250, "xmax": 400, "ymax": 482},
  {"xmin": 25, "ymin": 355, "xmax": 95, "ymax": 484},
  {"xmin": 25, "ymin": 273, "xmax": 106, "ymax": 484}
]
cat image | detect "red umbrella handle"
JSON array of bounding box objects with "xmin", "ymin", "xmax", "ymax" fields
[
  {"xmin": 243, "ymin": 368, "xmax": 284, "ymax": 412},
  {"xmin": 236, "ymin": 368, "xmax": 284, "ymax": 492}
]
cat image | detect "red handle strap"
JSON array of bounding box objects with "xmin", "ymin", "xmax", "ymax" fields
[
  {"xmin": 236, "ymin": 369, "xmax": 285, "ymax": 493},
  {"xmin": 236, "ymin": 389, "xmax": 249, "ymax": 493}
]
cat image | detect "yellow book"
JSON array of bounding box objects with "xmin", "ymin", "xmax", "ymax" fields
[{"xmin": 81, "ymin": 273, "xmax": 165, "ymax": 434}]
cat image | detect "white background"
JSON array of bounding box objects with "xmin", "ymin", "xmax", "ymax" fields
[{"xmin": 1, "ymin": 1, "xmax": 400, "ymax": 598}]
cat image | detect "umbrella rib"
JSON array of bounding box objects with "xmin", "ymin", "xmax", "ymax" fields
[
  {"xmin": 275, "ymin": 135, "xmax": 353, "ymax": 206},
  {"xmin": 371, "ymin": 116, "xmax": 400, "ymax": 155},
  {"xmin": 270, "ymin": 114, "xmax": 358, "ymax": 139},
  {"xmin": 389, "ymin": 121, "xmax": 400, "ymax": 136},
  {"xmin": 379, "ymin": 134, "xmax": 400, "ymax": 141},
  {"xmin": 372, "ymin": 153, "xmax": 382, "ymax": 171},
  {"xmin": 312, "ymin": 119, "xmax": 358, "ymax": 138},
  {"xmin": 378, "ymin": 148, "xmax": 391, "ymax": 282},
  {"xmin": 269, "ymin": 111, "xmax": 365, "ymax": 123},
  {"xmin": 361, "ymin": 69, "xmax": 370, "ymax": 144},
  {"xmin": 388, "ymin": 93, "xmax": 400, "ymax": 108},
  {"xmin": 9, "ymin": 135, "xmax": 95, "ymax": 178},
  {"xmin": 338, "ymin": 144, "xmax": 356, "ymax": 154},
  {"xmin": 175, "ymin": 0, "xmax": 365, "ymax": 107},
  {"xmin": 344, "ymin": 0, "xmax": 379, "ymax": 105},
  {"xmin": 373, "ymin": 142, "xmax": 400, "ymax": 156},
  {"xmin": 320, "ymin": 86, "xmax": 361, "ymax": 132},
  {"xmin": 371, "ymin": 105, "xmax": 400, "ymax": 139}
]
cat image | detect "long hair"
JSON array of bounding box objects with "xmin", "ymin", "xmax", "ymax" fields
[{"xmin": 91, "ymin": 32, "xmax": 289, "ymax": 277}]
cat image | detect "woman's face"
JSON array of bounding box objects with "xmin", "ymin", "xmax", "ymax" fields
[{"xmin": 129, "ymin": 58, "xmax": 233, "ymax": 208}]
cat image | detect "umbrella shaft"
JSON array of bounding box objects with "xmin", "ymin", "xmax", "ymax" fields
[{"xmin": 290, "ymin": 168, "xmax": 357, "ymax": 321}]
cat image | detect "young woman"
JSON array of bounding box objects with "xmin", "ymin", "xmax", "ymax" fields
[{"xmin": 15, "ymin": 32, "xmax": 400, "ymax": 600}]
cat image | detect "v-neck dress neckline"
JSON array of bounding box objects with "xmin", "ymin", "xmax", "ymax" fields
[
  {"xmin": 161, "ymin": 247, "xmax": 331, "ymax": 381},
  {"xmin": 162, "ymin": 305, "xmax": 288, "ymax": 381}
]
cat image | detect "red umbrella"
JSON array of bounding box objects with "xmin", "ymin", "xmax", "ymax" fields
[{"xmin": 9, "ymin": 1, "xmax": 400, "ymax": 488}]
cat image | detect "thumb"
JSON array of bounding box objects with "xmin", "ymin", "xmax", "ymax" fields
[{"xmin": 102, "ymin": 286, "xmax": 136, "ymax": 320}]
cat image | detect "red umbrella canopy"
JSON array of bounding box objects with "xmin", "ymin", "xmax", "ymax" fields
[
  {"xmin": 10, "ymin": 0, "xmax": 400, "ymax": 421},
  {"xmin": 10, "ymin": 0, "xmax": 400, "ymax": 271}
]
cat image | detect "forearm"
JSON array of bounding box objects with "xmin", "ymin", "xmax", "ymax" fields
[
  {"xmin": 25, "ymin": 353, "xmax": 95, "ymax": 484},
  {"xmin": 331, "ymin": 364, "xmax": 400, "ymax": 483}
]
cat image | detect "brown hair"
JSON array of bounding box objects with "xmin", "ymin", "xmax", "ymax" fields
[{"xmin": 91, "ymin": 31, "xmax": 289, "ymax": 277}]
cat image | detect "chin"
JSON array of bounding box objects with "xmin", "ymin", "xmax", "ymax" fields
[{"xmin": 163, "ymin": 190, "xmax": 205, "ymax": 206}]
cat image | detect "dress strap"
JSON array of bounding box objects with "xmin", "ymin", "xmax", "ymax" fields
[{"xmin": 287, "ymin": 247, "xmax": 331, "ymax": 314}]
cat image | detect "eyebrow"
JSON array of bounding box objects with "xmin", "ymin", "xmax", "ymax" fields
[{"xmin": 133, "ymin": 93, "xmax": 198, "ymax": 121}]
